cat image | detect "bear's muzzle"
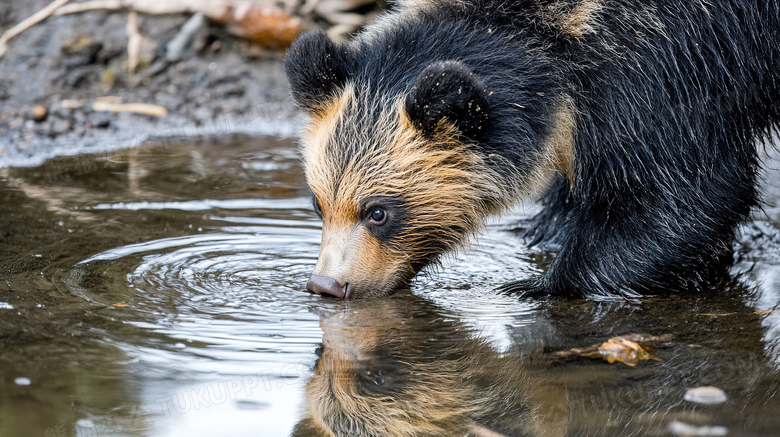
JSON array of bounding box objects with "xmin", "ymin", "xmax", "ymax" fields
[{"xmin": 306, "ymin": 273, "xmax": 352, "ymax": 299}]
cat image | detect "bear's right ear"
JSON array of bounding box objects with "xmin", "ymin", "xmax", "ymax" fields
[
  {"xmin": 405, "ymin": 61, "xmax": 490, "ymax": 142},
  {"xmin": 284, "ymin": 29, "xmax": 350, "ymax": 113}
]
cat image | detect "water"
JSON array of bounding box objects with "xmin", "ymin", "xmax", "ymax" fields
[{"xmin": 1, "ymin": 137, "xmax": 780, "ymax": 436}]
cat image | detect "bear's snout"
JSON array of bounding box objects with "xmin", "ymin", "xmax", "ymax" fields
[{"xmin": 306, "ymin": 273, "xmax": 352, "ymax": 299}]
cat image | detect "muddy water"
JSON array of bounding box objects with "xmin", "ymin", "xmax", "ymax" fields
[{"xmin": 1, "ymin": 137, "xmax": 779, "ymax": 437}]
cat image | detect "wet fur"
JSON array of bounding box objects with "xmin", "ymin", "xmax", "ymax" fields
[{"xmin": 286, "ymin": 0, "xmax": 780, "ymax": 298}]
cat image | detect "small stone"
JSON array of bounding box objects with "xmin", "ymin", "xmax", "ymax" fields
[
  {"xmin": 31, "ymin": 106, "xmax": 48, "ymax": 122},
  {"xmin": 14, "ymin": 377, "xmax": 31, "ymax": 386},
  {"xmin": 684, "ymin": 386, "xmax": 727, "ymax": 404},
  {"xmin": 75, "ymin": 419, "xmax": 94, "ymax": 428},
  {"xmin": 60, "ymin": 99, "xmax": 85, "ymax": 110},
  {"xmin": 668, "ymin": 421, "xmax": 727, "ymax": 436}
]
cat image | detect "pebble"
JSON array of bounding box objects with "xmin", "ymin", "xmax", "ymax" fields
[
  {"xmin": 31, "ymin": 106, "xmax": 48, "ymax": 122},
  {"xmin": 684, "ymin": 386, "xmax": 728, "ymax": 404},
  {"xmin": 668, "ymin": 421, "xmax": 727, "ymax": 436},
  {"xmin": 14, "ymin": 377, "xmax": 31, "ymax": 386}
]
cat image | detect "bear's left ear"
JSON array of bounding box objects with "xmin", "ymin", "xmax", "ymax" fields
[{"xmin": 405, "ymin": 61, "xmax": 490, "ymax": 141}]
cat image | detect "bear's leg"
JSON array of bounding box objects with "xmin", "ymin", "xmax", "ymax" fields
[
  {"xmin": 498, "ymin": 176, "xmax": 572, "ymax": 298},
  {"xmin": 524, "ymin": 175, "xmax": 574, "ymax": 249},
  {"xmin": 497, "ymin": 176, "xmax": 574, "ymax": 298},
  {"xmin": 503, "ymin": 148, "xmax": 758, "ymax": 299}
]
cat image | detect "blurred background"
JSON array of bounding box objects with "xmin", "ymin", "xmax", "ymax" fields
[{"xmin": 0, "ymin": 0, "xmax": 386, "ymax": 167}]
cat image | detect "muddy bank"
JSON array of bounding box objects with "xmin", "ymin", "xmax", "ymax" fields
[{"xmin": 0, "ymin": 1, "xmax": 307, "ymax": 168}]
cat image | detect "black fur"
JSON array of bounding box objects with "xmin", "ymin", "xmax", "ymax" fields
[
  {"xmin": 286, "ymin": 0, "xmax": 780, "ymax": 298},
  {"xmin": 284, "ymin": 29, "xmax": 351, "ymax": 112}
]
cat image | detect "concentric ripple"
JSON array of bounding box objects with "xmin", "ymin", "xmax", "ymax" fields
[
  {"xmin": 67, "ymin": 198, "xmax": 328, "ymax": 373},
  {"xmin": 68, "ymin": 198, "xmax": 544, "ymax": 355}
]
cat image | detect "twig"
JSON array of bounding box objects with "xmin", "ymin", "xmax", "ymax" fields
[
  {"xmin": 3, "ymin": 0, "xmax": 303, "ymax": 57},
  {"xmin": 166, "ymin": 12, "xmax": 205, "ymax": 62},
  {"xmin": 92, "ymin": 101, "xmax": 168, "ymax": 116},
  {"xmin": 0, "ymin": 0, "xmax": 72, "ymax": 59},
  {"xmin": 54, "ymin": 0, "xmax": 233, "ymax": 18},
  {"xmin": 126, "ymin": 11, "xmax": 141, "ymax": 74},
  {"xmin": 54, "ymin": 0, "xmax": 124, "ymax": 15},
  {"xmin": 139, "ymin": 11, "xmax": 205, "ymax": 79}
]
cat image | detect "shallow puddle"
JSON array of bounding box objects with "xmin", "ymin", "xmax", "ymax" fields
[{"xmin": 1, "ymin": 137, "xmax": 780, "ymax": 436}]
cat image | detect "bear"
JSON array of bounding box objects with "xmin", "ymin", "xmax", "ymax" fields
[{"xmin": 284, "ymin": 0, "xmax": 780, "ymax": 299}]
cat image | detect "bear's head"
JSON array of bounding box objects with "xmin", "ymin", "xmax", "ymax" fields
[{"xmin": 285, "ymin": 30, "xmax": 511, "ymax": 299}]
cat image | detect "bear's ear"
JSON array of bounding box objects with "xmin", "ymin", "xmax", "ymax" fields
[
  {"xmin": 284, "ymin": 29, "xmax": 350, "ymax": 113},
  {"xmin": 405, "ymin": 61, "xmax": 490, "ymax": 141}
]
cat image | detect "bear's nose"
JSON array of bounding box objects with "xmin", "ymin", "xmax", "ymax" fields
[{"xmin": 306, "ymin": 274, "xmax": 352, "ymax": 299}]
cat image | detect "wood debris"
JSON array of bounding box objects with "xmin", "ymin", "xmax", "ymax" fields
[
  {"xmin": 54, "ymin": 0, "xmax": 304, "ymax": 49},
  {"xmin": 93, "ymin": 100, "xmax": 168, "ymax": 116},
  {"xmin": 126, "ymin": 11, "xmax": 141, "ymax": 73},
  {"xmin": 0, "ymin": 0, "xmax": 72, "ymax": 59},
  {"xmin": 1, "ymin": 0, "xmax": 382, "ymax": 60},
  {"xmin": 60, "ymin": 99, "xmax": 86, "ymax": 109},
  {"xmin": 754, "ymin": 309, "xmax": 776, "ymax": 315}
]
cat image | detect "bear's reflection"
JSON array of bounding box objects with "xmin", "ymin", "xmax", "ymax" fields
[{"xmin": 293, "ymin": 293, "xmax": 567, "ymax": 437}]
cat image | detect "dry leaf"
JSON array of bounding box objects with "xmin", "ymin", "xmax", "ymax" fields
[
  {"xmin": 596, "ymin": 337, "xmax": 656, "ymax": 366},
  {"xmin": 553, "ymin": 333, "xmax": 670, "ymax": 366}
]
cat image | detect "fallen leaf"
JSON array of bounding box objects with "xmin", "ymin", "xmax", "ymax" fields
[
  {"xmin": 597, "ymin": 337, "xmax": 659, "ymax": 366},
  {"xmin": 553, "ymin": 333, "xmax": 670, "ymax": 365}
]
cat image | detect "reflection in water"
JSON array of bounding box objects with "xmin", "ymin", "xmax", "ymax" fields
[
  {"xmin": 295, "ymin": 293, "xmax": 567, "ymax": 437},
  {"xmin": 294, "ymin": 289, "xmax": 780, "ymax": 437}
]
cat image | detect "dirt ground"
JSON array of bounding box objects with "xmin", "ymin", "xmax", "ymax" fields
[{"xmin": 0, "ymin": 0, "xmax": 302, "ymax": 168}]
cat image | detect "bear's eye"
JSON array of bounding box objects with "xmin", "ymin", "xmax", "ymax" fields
[
  {"xmin": 359, "ymin": 197, "xmax": 405, "ymax": 241},
  {"xmin": 369, "ymin": 208, "xmax": 387, "ymax": 224},
  {"xmin": 312, "ymin": 196, "xmax": 323, "ymax": 219}
]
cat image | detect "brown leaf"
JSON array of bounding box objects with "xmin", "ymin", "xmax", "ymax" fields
[
  {"xmin": 552, "ymin": 333, "xmax": 669, "ymax": 365},
  {"xmin": 598, "ymin": 337, "xmax": 654, "ymax": 366}
]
